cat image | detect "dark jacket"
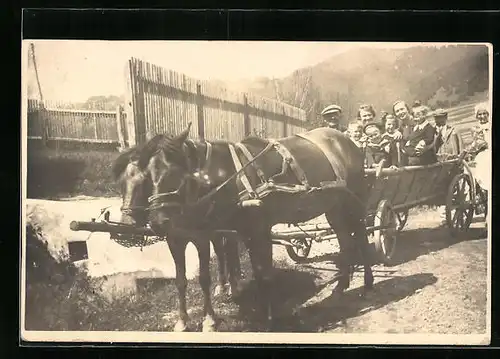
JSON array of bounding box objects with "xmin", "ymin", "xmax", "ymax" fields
[
  {"xmin": 365, "ymin": 137, "xmax": 397, "ymax": 168},
  {"xmin": 402, "ymin": 121, "xmax": 437, "ymax": 165},
  {"xmin": 435, "ymin": 124, "xmax": 462, "ymax": 161},
  {"xmin": 398, "ymin": 116, "xmax": 415, "ymax": 142}
]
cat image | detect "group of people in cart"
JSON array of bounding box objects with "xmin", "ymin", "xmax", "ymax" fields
[{"xmin": 320, "ymin": 100, "xmax": 491, "ymax": 178}]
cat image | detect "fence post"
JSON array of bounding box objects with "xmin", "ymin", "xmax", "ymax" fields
[
  {"xmin": 124, "ymin": 59, "xmax": 137, "ymax": 147},
  {"xmin": 38, "ymin": 100, "xmax": 49, "ymax": 147},
  {"xmin": 282, "ymin": 106, "xmax": 288, "ymax": 137},
  {"xmin": 115, "ymin": 105, "xmax": 127, "ymax": 151},
  {"xmin": 243, "ymin": 94, "xmax": 251, "ymax": 136},
  {"xmin": 196, "ymin": 82, "xmax": 205, "ymax": 140}
]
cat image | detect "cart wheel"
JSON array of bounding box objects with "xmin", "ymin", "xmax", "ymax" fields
[
  {"xmin": 286, "ymin": 237, "xmax": 313, "ymax": 263},
  {"xmin": 446, "ymin": 173, "xmax": 474, "ymax": 237},
  {"xmin": 373, "ymin": 200, "xmax": 398, "ymax": 266},
  {"xmin": 396, "ymin": 210, "xmax": 409, "ymax": 231}
]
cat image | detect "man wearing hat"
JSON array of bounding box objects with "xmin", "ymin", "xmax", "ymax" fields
[
  {"xmin": 434, "ymin": 108, "xmax": 462, "ymax": 161},
  {"xmin": 320, "ymin": 104, "xmax": 347, "ymax": 132}
]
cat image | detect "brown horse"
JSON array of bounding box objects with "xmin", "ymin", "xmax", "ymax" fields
[
  {"xmin": 123, "ymin": 124, "xmax": 374, "ymax": 331},
  {"xmin": 111, "ymin": 136, "xmax": 243, "ymax": 331}
]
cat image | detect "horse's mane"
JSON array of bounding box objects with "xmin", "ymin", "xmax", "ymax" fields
[
  {"xmin": 112, "ymin": 134, "xmax": 168, "ymax": 180},
  {"xmin": 112, "ymin": 147, "xmax": 138, "ymax": 180},
  {"xmin": 112, "ymin": 133, "xmax": 271, "ymax": 180},
  {"xmin": 241, "ymin": 135, "xmax": 272, "ymax": 148}
]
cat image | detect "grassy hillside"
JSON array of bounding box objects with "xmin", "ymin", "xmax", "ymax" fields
[{"xmin": 233, "ymin": 44, "xmax": 489, "ymax": 126}]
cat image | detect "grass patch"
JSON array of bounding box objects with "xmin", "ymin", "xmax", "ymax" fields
[
  {"xmin": 24, "ymin": 228, "xmax": 254, "ymax": 332},
  {"xmin": 26, "ymin": 141, "xmax": 121, "ymax": 199},
  {"xmin": 24, "ymin": 229, "xmax": 319, "ymax": 332}
]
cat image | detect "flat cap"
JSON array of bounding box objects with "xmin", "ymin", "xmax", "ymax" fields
[
  {"xmin": 321, "ymin": 104, "xmax": 342, "ymax": 116},
  {"xmin": 433, "ymin": 108, "xmax": 448, "ymax": 117}
]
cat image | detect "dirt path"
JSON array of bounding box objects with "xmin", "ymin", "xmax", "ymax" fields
[{"xmin": 269, "ymin": 208, "xmax": 488, "ymax": 335}]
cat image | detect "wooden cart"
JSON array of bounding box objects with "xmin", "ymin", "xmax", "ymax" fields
[{"xmin": 278, "ymin": 153, "xmax": 479, "ymax": 265}]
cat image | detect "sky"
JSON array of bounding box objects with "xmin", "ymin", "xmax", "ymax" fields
[{"xmin": 24, "ymin": 40, "xmax": 446, "ymax": 103}]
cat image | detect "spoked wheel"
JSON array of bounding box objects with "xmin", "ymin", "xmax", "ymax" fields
[
  {"xmin": 396, "ymin": 210, "xmax": 409, "ymax": 231},
  {"xmin": 446, "ymin": 173, "xmax": 474, "ymax": 238},
  {"xmin": 286, "ymin": 237, "xmax": 313, "ymax": 263},
  {"xmin": 372, "ymin": 199, "xmax": 398, "ymax": 266}
]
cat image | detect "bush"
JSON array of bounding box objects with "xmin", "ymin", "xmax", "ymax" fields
[
  {"xmin": 25, "ymin": 224, "xmax": 84, "ymax": 330},
  {"xmin": 27, "ymin": 143, "xmax": 121, "ymax": 199},
  {"xmin": 25, "ymin": 224, "xmax": 147, "ymax": 331}
]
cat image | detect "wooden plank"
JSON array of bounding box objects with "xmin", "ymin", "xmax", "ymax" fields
[
  {"xmin": 136, "ymin": 59, "xmax": 146, "ymax": 145},
  {"xmin": 115, "ymin": 105, "xmax": 127, "ymax": 150},
  {"xmin": 196, "ymin": 81, "xmax": 205, "ymax": 140},
  {"xmin": 124, "ymin": 58, "xmax": 137, "ymax": 147}
]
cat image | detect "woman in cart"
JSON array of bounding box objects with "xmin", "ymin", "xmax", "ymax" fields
[
  {"xmin": 468, "ymin": 102, "xmax": 491, "ymax": 194},
  {"xmin": 357, "ymin": 104, "xmax": 377, "ymax": 125}
]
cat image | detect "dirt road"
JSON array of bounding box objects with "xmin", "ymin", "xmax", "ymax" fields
[{"xmin": 268, "ymin": 208, "xmax": 488, "ymax": 335}]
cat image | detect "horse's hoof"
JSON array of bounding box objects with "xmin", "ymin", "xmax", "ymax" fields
[
  {"xmin": 202, "ymin": 316, "xmax": 217, "ymax": 332},
  {"xmin": 173, "ymin": 320, "xmax": 188, "ymax": 332}
]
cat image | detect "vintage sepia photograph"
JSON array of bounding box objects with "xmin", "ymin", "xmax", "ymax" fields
[{"xmin": 21, "ymin": 40, "xmax": 492, "ymax": 345}]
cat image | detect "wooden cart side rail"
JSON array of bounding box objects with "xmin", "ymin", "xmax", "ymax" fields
[{"xmin": 364, "ymin": 158, "xmax": 461, "ymax": 177}]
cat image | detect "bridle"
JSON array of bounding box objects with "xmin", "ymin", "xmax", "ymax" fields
[
  {"xmin": 119, "ymin": 164, "xmax": 151, "ymax": 217},
  {"xmin": 146, "ymin": 139, "xmax": 275, "ymax": 218},
  {"xmin": 119, "ymin": 140, "xmax": 212, "ymax": 219},
  {"xmin": 147, "ymin": 139, "xmax": 213, "ymax": 214}
]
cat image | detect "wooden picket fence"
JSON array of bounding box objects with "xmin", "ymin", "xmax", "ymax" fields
[
  {"xmin": 27, "ymin": 99, "xmax": 128, "ymax": 149},
  {"xmin": 123, "ymin": 57, "xmax": 308, "ymax": 147}
]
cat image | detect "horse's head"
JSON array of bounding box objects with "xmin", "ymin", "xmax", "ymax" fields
[
  {"xmin": 142, "ymin": 123, "xmax": 213, "ymax": 233},
  {"xmin": 112, "ymin": 147, "xmax": 152, "ymax": 229}
]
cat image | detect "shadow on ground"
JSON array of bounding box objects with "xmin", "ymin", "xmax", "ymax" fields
[
  {"xmin": 299, "ymin": 226, "xmax": 486, "ymax": 268},
  {"xmin": 218, "ymin": 267, "xmax": 320, "ymax": 332},
  {"xmin": 286, "ymin": 272, "xmax": 438, "ymax": 332},
  {"xmin": 384, "ymin": 226, "xmax": 486, "ymax": 267}
]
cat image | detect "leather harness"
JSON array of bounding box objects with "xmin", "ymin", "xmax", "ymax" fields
[{"xmin": 227, "ymin": 134, "xmax": 346, "ymax": 201}]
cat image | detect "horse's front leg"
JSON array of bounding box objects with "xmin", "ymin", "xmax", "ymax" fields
[
  {"xmin": 326, "ymin": 211, "xmax": 354, "ymax": 297},
  {"xmin": 248, "ymin": 226, "xmax": 275, "ymax": 329},
  {"xmin": 167, "ymin": 238, "xmax": 190, "ymax": 332},
  {"xmin": 352, "ymin": 219, "xmax": 374, "ymax": 294},
  {"xmin": 330, "ymin": 229, "xmax": 354, "ymax": 297},
  {"xmin": 195, "ymin": 238, "xmax": 217, "ymax": 332},
  {"xmin": 211, "ymin": 235, "xmax": 229, "ymax": 298},
  {"xmin": 225, "ymin": 235, "xmax": 244, "ymax": 299}
]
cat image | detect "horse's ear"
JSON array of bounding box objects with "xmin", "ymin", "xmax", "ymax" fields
[{"xmin": 174, "ymin": 122, "xmax": 192, "ymax": 143}]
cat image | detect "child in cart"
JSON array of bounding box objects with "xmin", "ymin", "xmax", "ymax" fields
[
  {"xmin": 363, "ymin": 122, "xmax": 398, "ymax": 176},
  {"xmin": 347, "ymin": 121, "xmax": 367, "ymax": 149},
  {"xmin": 382, "ymin": 115, "xmax": 403, "ymax": 167}
]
